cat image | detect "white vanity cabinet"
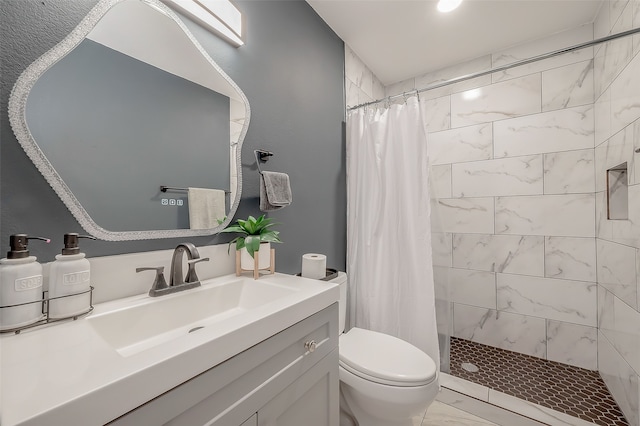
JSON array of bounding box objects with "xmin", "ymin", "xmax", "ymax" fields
[{"xmin": 108, "ymin": 303, "xmax": 339, "ymax": 426}]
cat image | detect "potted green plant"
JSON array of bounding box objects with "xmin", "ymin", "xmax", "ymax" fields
[{"xmin": 220, "ymin": 214, "xmax": 281, "ymax": 270}]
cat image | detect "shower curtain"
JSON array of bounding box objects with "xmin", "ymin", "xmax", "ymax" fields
[{"xmin": 346, "ymin": 96, "xmax": 440, "ymax": 367}]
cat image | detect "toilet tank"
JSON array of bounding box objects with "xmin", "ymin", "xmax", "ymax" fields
[{"xmin": 328, "ymin": 272, "xmax": 348, "ymax": 334}]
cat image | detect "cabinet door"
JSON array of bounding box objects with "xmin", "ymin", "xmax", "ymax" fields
[{"xmin": 258, "ymin": 349, "xmax": 339, "ymax": 426}]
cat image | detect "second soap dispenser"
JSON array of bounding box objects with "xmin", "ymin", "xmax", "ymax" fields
[{"xmin": 48, "ymin": 233, "xmax": 96, "ymax": 319}]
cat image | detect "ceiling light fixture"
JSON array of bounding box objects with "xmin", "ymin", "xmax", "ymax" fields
[
  {"xmin": 437, "ymin": 0, "xmax": 462, "ymax": 13},
  {"xmin": 162, "ymin": 0, "xmax": 243, "ymax": 46}
]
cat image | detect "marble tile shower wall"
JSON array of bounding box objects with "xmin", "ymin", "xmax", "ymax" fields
[
  {"xmin": 593, "ymin": 1, "xmax": 640, "ymax": 425},
  {"xmin": 345, "ymin": 45, "xmax": 385, "ymax": 109},
  {"xmin": 385, "ymin": 23, "xmax": 601, "ymax": 373}
]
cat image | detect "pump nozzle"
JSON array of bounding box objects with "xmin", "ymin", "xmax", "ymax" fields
[
  {"xmin": 62, "ymin": 233, "xmax": 96, "ymax": 255},
  {"xmin": 8, "ymin": 234, "xmax": 50, "ymax": 259}
]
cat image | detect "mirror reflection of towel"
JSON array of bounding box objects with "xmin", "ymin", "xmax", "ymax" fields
[
  {"xmin": 188, "ymin": 188, "xmax": 226, "ymax": 229},
  {"xmin": 260, "ymin": 171, "xmax": 292, "ymax": 212}
]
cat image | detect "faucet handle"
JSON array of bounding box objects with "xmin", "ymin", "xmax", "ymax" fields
[
  {"xmin": 185, "ymin": 257, "xmax": 210, "ymax": 283},
  {"xmin": 136, "ymin": 266, "xmax": 169, "ymax": 296}
]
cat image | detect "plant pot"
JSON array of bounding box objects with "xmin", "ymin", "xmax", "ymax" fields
[{"xmin": 240, "ymin": 242, "xmax": 271, "ymax": 270}]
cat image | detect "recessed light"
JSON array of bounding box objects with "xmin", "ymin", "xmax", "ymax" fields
[{"xmin": 437, "ymin": 0, "xmax": 462, "ymax": 13}]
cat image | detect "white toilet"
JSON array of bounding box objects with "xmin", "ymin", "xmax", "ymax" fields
[{"xmin": 329, "ymin": 272, "xmax": 439, "ymax": 426}]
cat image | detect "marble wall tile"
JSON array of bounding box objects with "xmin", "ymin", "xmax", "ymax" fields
[
  {"xmin": 453, "ymin": 304, "xmax": 547, "ymax": 357},
  {"xmin": 599, "ymin": 284, "xmax": 616, "ymax": 330},
  {"xmin": 372, "ymin": 77, "xmax": 385, "ymax": 101},
  {"xmin": 597, "ymin": 191, "xmax": 615, "ymax": 240},
  {"xmin": 451, "ymin": 155, "xmax": 544, "ymax": 197},
  {"xmin": 545, "ymin": 236, "xmax": 597, "ymax": 282},
  {"xmin": 415, "ymin": 55, "xmax": 492, "ymax": 101},
  {"xmin": 496, "ymin": 273, "xmax": 598, "ymax": 327},
  {"xmin": 546, "ymin": 320, "xmax": 598, "ymax": 370},
  {"xmin": 421, "ymin": 95, "xmax": 451, "ymax": 133},
  {"xmin": 452, "ymin": 234, "xmax": 544, "ymax": 277},
  {"xmin": 594, "ymin": 124, "xmax": 634, "ymax": 195},
  {"xmin": 493, "ymin": 105, "xmax": 594, "ymax": 158},
  {"xmin": 634, "ymin": 0, "xmax": 640, "ymax": 55},
  {"xmin": 595, "ymin": 87, "xmax": 612, "ymax": 146},
  {"xmin": 609, "ymin": 168, "xmax": 630, "ymax": 220},
  {"xmin": 451, "ymin": 74, "xmax": 541, "ymax": 128},
  {"xmin": 542, "ymin": 60, "xmax": 594, "ymax": 112},
  {"xmin": 598, "ymin": 331, "xmax": 639, "ymax": 426},
  {"xmin": 612, "ymin": 183, "xmax": 640, "ymax": 247},
  {"xmin": 595, "ymin": 0, "xmax": 612, "ymax": 40},
  {"xmin": 449, "ymin": 268, "xmax": 497, "ymax": 309},
  {"xmin": 631, "ymin": 119, "xmax": 640, "ymax": 185},
  {"xmin": 597, "ymin": 239, "xmax": 638, "ymax": 308},
  {"xmin": 595, "ymin": 2, "xmax": 633, "ymax": 98},
  {"xmin": 495, "ymin": 194, "xmax": 596, "ymax": 237},
  {"xmin": 427, "ymin": 123, "xmax": 493, "ymax": 165},
  {"xmin": 431, "ymin": 164, "xmax": 452, "ymax": 199},
  {"xmin": 611, "ymin": 0, "xmax": 632, "ymax": 27},
  {"xmin": 492, "ymin": 25, "xmax": 593, "ymax": 84},
  {"xmin": 543, "ymin": 149, "xmax": 595, "ymax": 194},
  {"xmin": 345, "ymin": 45, "xmax": 372, "ymax": 96},
  {"xmin": 604, "ymin": 294, "xmax": 640, "ymax": 375},
  {"xmin": 345, "ymin": 79, "xmax": 360, "ymax": 109},
  {"xmin": 385, "ymin": 78, "xmax": 415, "ymax": 98},
  {"xmin": 436, "ymin": 198, "xmax": 495, "ymax": 234},
  {"xmin": 433, "ymin": 266, "xmax": 451, "ymax": 301},
  {"xmin": 432, "ymin": 232, "xmax": 453, "ymax": 267},
  {"xmin": 611, "ymin": 41, "xmax": 640, "ymax": 135}
]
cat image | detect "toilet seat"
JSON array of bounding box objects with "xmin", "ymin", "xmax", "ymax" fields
[{"xmin": 339, "ymin": 327, "xmax": 437, "ymax": 387}]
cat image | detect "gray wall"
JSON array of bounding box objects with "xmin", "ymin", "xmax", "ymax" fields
[
  {"xmin": 1, "ymin": 0, "xmax": 346, "ymax": 274},
  {"xmin": 27, "ymin": 38, "xmax": 230, "ymax": 231}
]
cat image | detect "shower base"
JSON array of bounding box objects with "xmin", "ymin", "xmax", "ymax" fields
[{"xmin": 449, "ymin": 337, "xmax": 628, "ymax": 426}]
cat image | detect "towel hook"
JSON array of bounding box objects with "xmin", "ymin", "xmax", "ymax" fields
[{"xmin": 254, "ymin": 149, "xmax": 273, "ymax": 174}]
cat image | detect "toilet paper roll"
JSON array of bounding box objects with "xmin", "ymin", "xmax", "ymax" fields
[{"xmin": 301, "ymin": 253, "xmax": 327, "ymax": 280}]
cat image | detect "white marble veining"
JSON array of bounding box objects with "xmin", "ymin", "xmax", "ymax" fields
[
  {"xmin": 452, "ymin": 234, "xmax": 544, "ymax": 277},
  {"xmin": 496, "ymin": 273, "xmax": 598, "ymax": 327},
  {"xmin": 595, "ymin": 1, "xmax": 633, "ymax": 98},
  {"xmin": 545, "ymin": 236, "xmax": 597, "ymax": 282},
  {"xmin": 543, "ymin": 149, "xmax": 595, "ymax": 194},
  {"xmin": 415, "ymin": 55, "xmax": 492, "ymax": 101},
  {"xmin": 634, "ymin": 0, "xmax": 640, "ymax": 56},
  {"xmin": 595, "ymin": 87, "xmax": 612, "ymax": 146},
  {"xmin": 493, "ymin": 105, "xmax": 594, "ymax": 158},
  {"xmin": 495, "ymin": 194, "xmax": 596, "ymax": 237},
  {"xmin": 596, "ymin": 191, "xmax": 614, "ymax": 240},
  {"xmin": 385, "ymin": 78, "xmax": 416, "ymax": 98},
  {"xmin": 611, "ymin": 183, "xmax": 640, "ymax": 247},
  {"xmin": 598, "ymin": 331, "xmax": 640, "ymax": 426},
  {"xmin": 448, "ymin": 268, "xmax": 497, "ymax": 309},
  {"xmin": 421, "ymin": 95, "xmax": 451, "ymax": 133},
  {"xmin": 492, "ymin": 25, "xmax": 593, "ymax": 84},
  {"xmin": 595, "ymin": 125, "xmax": 633, "ymax": 193},
  {"xmin": 432, "ymin": 232, "xmax": 453, "ymax": 267},
  {"xmin": 437, "ymin": 388, "xmax": 547, "ymax": 426},
  {"xmin": 542, "ymin": 59, "xmax": 594, "ymax": 112},
  {"xmin": 597, "ymin": 238, "xmax": 638, "ymax": 309},
  {"xmin": 427, "ymin": 123, "xmax": 493, "ymax": 165},
  {"xmin": 430, "ymin": 164, "xmax": 452, "ymax": 199},
  {"xmin": 451, "ymin": 155, "xmax": 544, "ymax": 197},
  {"xmin": 453, "ymin": 304, "xmax": 547, "ymax": 357},
  {"xmin": 422, "ymin": 399, "xmax": 499, "ymax": 426},
  {"xmin": 487, "ymin": 390, "xmax": 601, "ymax": 426},
  {"xmin": 599, "ymin": 282, "xmax": 640, "ymax": 373},
  {"xmin": 437, "ymin": 197, "xmax": 495, "ymax": 234},
  {"xmin": 611, "ymin": 42, "xmax": 640, "ymax": 135},
  {"xmin": 631, "ymin": 119, "xmax": 640, "ymax": 186},
  {"xmin": 451, "ymin": 74, "xmax": 541, "ymax": 128},
  {"xmin": 594, "ymin": 0, "xmax": 611, "ymax": 40},
  {"xmin": 546, "ymin": 320, "xmax": 598, "ymax": 370}
]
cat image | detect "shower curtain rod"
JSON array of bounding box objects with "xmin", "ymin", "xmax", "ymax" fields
[{"xmin": 348, "ymin": 26, "xmax": 640, "ymax": 111}]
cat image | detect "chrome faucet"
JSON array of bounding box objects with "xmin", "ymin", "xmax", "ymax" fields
[
  {"xmin": 170, "ymin": 242, "xmax": 209, "ymax": 287},
  {"xmin": 136, "ymin": 243, "xmax": 210, "ymax": 297}
]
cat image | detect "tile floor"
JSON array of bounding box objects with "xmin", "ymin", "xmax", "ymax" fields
[
  {"xmin": 421, "ymin": 400, "xmax": 500, "ymax": 425},
  {"xmin": 449, "ymin": 337, "xmax": 629, "ymax": 426}
]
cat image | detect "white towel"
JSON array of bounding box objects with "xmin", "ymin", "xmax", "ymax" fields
[{"xmin": 188, "ymin": 188, "xmax": 226, "ymax": 229}]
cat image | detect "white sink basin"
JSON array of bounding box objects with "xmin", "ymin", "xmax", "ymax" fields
[{"xmin": 88, "ymin": 277, "xmax": 299, "ymax": 356}]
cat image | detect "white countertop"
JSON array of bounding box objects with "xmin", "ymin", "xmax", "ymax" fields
[{"xmin": 0, "ymin": 273, "xmax": 339, "ymax": 426}]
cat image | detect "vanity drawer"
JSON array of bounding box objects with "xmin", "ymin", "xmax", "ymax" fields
[{"xmin": 109, "ymin": 302, "xmax": 338, "ymax": 425}]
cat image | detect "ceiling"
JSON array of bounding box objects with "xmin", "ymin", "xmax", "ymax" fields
[{"xmin": 307, "ymin": 0, "xmax": 605, "ymax": 86}]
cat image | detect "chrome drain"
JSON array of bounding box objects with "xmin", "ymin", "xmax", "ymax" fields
[
  {"xmin": 461, "ymin": 362, "xmax": 479, "ymax": 373},
  {"xmin": 188, "ymin": 326, "xmax": 205, "ymax": 333}
]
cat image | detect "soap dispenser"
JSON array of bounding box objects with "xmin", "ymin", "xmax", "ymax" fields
[
  {"xmin": 0, "ymin": 234, "xmax": 50, "ymax": 331},
  {"xmin": 48, "ymin": 233, "xmax": 96, "ymax": 319}
]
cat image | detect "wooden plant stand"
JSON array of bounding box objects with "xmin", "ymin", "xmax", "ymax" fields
[{"xmin": 236, "ymin": 248, "xmax": 275, "ymax": 279}]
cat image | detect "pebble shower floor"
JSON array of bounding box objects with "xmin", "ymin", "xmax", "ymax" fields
[{"xmin": 449, "ymin": 337, "xmax": 628, "ymax": 426}]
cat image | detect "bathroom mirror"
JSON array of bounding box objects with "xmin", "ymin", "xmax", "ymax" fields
[{"xmin": 8, "ymin": 0, "xmax": 249, "ymax": 241}]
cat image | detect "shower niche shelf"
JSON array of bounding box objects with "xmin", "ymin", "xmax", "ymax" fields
[{"xmin": 607, "ymin": 163, "xmax": 628, "ymax": 220}]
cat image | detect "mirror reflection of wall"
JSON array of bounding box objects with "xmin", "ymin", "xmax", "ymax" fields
[{"xmin": 27, "ymin": 38, "xmax": 230, "ymax": 231}]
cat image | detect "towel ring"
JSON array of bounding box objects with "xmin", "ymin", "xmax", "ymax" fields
[{"xmin": 254, "ymin": 150, "xmax": 273, "ymax": 174}]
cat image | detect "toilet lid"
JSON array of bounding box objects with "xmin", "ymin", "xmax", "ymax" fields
[{"xmin": 339, "ymin": 328, "xmax": 437, "ymax": 387}]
